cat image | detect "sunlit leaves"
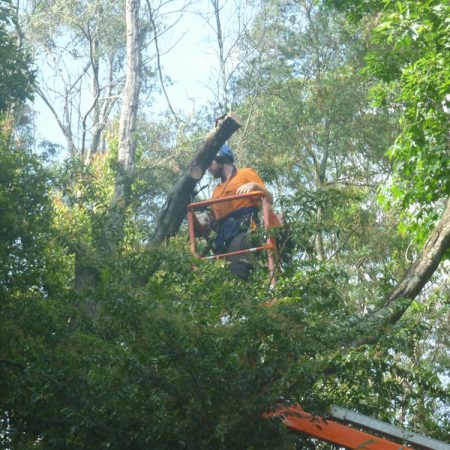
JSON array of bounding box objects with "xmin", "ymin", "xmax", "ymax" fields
[{"xmin": 358, "ymin": 0, "xmax": 450, "ymax": 238}]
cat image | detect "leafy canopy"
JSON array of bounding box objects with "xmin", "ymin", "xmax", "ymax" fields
[{"xmin": 0, "ymin": 0, "xmax": 35, "ymax": 112}]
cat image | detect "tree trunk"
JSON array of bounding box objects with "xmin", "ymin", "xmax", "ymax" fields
[
  {"xmin": 118, "ymin": 0, "xmax": 141, "ymax": 177},
  {"xmin": 314, "ymin": 148, "xmax": 328, "ymax": 261},
  {"xmin": 150, "ymin": 112, "xmax": 242, "ymax": 246},
  {"xmin": 211, "ymin": 0, "xmax": 229, "ymax": 112},
  {"xmin": 353, "ymin": 197, "xmax": 450, "ymax": 346},
  {"xmin": 109, "ymin": 0, "xmax": 141, "ymax": 235},
  {"xmin": 75, "ymin": 0, "xmax": 141, "ymax": 291},
  {"xmin": 82, "ymin": 34, "xmax": 100, "ymax": 159},
  {"xmin": 382, "ymin": 197, "xmax": 450, "ymax": 323}
]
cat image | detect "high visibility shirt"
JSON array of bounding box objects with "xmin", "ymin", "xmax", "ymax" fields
[{"xmin": 211, "ymin": 168, "xmax": 282, "ymax": 228}]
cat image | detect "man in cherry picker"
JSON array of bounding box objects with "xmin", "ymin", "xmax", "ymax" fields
[{"xmin": 207, "ymin": 143, "xmax": 281, "ymax": 279}]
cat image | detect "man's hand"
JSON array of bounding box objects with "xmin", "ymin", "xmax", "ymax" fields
[
  {"xmin": 237, "ymin": 182, "xmax": 274, "ymax": 204},
  {"xmin": 236, "ymin": 182, "xmax": 260, "ymax": 195}
]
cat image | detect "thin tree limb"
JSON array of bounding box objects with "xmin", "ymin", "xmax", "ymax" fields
[{"xmin": 145, "ymin": 0, "xmax": 183, "ymax": 124}]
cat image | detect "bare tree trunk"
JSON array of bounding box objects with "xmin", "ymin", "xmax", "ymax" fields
[
  {"xmin": 211, "ymin": 0, "xmax": 229, "ymax": 112},
  {"xmin": 89, "ymin": 54, "xmax": 119, "ymax": 158},
  {"xmin": 118, "ymin": 0, "xmax": 141, "ymax": 177},
  {"xmin": 90, "ymin": 36, "xmax": 101, "ymax": 154},
  {"xmin": 313, "ymin": 147, "xmax": 328, "ymax": 261},
  {"xmin": 109, "ymin": 0, "xmax": 141, "ymax": 229},
  {"xmin": 82, "ymin": 32, "xmax": 100, "ymax": 159},
  {"xmin": 150, "ymin": 113, "xmax": 242, "ymax": 246}
]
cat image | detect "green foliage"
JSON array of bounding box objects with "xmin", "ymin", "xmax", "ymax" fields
[
  {"xmin": 52, "ymin": 154, "xmax": 117, "ymax": 252},
  {"xmin": 0, "ymin": 129, "xmax": 56, "ymax": 295},
  {"xmin": 3, "ymin": 240, "xmax": 448, "ymax": 448},
  {"xmin": 331, "ymin": 0, "xmax": 450, "ymax": 241},
  {"xmin": 234, "ymin": 2, "xmax": 399, "ymax": 269},
  {"xmin": 0, "ymin": 0, "xmax": 35, "ymax": 112},
  {"xmin": 1, "ymin": 0, "xmax": 449, "ymax": 447},
  {"xmin": 26, "ymin": 0, "xmax": 125, "ymax": 57},
  {"xmin": 318, "ymin": 296, "xmax": 450, "ymax": 440},
  {"xmin": 373, "ymin": 1, "xmax": 450, "ymax": 214},
  {"xmin": 274, "ymin": 184, "xmax": 411, "ymax": 311},
  {"xmin": 0, "ymin": 245, "xmax": 307, "ymax": 449}
]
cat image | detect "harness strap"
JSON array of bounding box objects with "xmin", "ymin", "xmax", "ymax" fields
[{"xmin": 214, "ymin": 206, "xmax": 259, "ymax": 253}]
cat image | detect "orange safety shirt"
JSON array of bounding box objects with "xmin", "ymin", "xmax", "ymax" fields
[{"xmin": 211, "ymin": 168, "xmax": 282, "ymax": 228}]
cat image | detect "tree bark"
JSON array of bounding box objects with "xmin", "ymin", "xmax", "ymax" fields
[
  {"xmin": 117, "ymin": 0, "xmax": 141, "ymax": 176},
  {"xmin": 313, "ymin": 147, "xmax": 328, "ymax": 261},
  {"xmin": 108, "ymin": 0, "xmax": 141, "ymax": 234},
  {"xmin": 150, "ymin": 112, "xmax": 242, "ymax": 246}
]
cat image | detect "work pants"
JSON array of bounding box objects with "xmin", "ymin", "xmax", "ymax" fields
[{"xmin": 226, "ymin": 232, "xmax": 253, "ymax": 280}]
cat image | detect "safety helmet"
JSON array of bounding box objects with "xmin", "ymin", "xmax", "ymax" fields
[{"xmin": 215, "ymin": 143, "xmax": 234, "ymax": 163}]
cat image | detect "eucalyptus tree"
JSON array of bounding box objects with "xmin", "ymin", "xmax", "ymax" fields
[
  {"xmin": 19, "ymin": 0, "xmax": 129, "ymax": 159},
  {"xmin": 110, "ymin": 0, "xmax": 142, "ymax": 226},
  {"xmin": 18, "ymin": 0, "xmax": 192, "ymax": 289}
]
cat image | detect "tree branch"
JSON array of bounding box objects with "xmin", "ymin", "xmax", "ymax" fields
[{"xmin": 353, "ymin": 197, "xmax": 450, "ymax": 346}]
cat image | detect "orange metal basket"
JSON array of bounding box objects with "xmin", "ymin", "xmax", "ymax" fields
[{"xmin": 187, "ymin": 192, "xmax": 277, "ymax": 286}]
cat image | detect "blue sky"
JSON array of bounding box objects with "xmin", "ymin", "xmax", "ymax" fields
[{"xmin": 32, "ymin": 0, "xmax": 233, "ymax": 150}]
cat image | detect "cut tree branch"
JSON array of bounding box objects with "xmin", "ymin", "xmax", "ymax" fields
[{"xmin": 150, "ymin": 112, "xmax": 242, "ymax": 246}]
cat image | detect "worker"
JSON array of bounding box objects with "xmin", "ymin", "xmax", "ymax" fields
[{"xmin": 208, "ymin": 143, "xmax": 281, "ymax": 279}]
